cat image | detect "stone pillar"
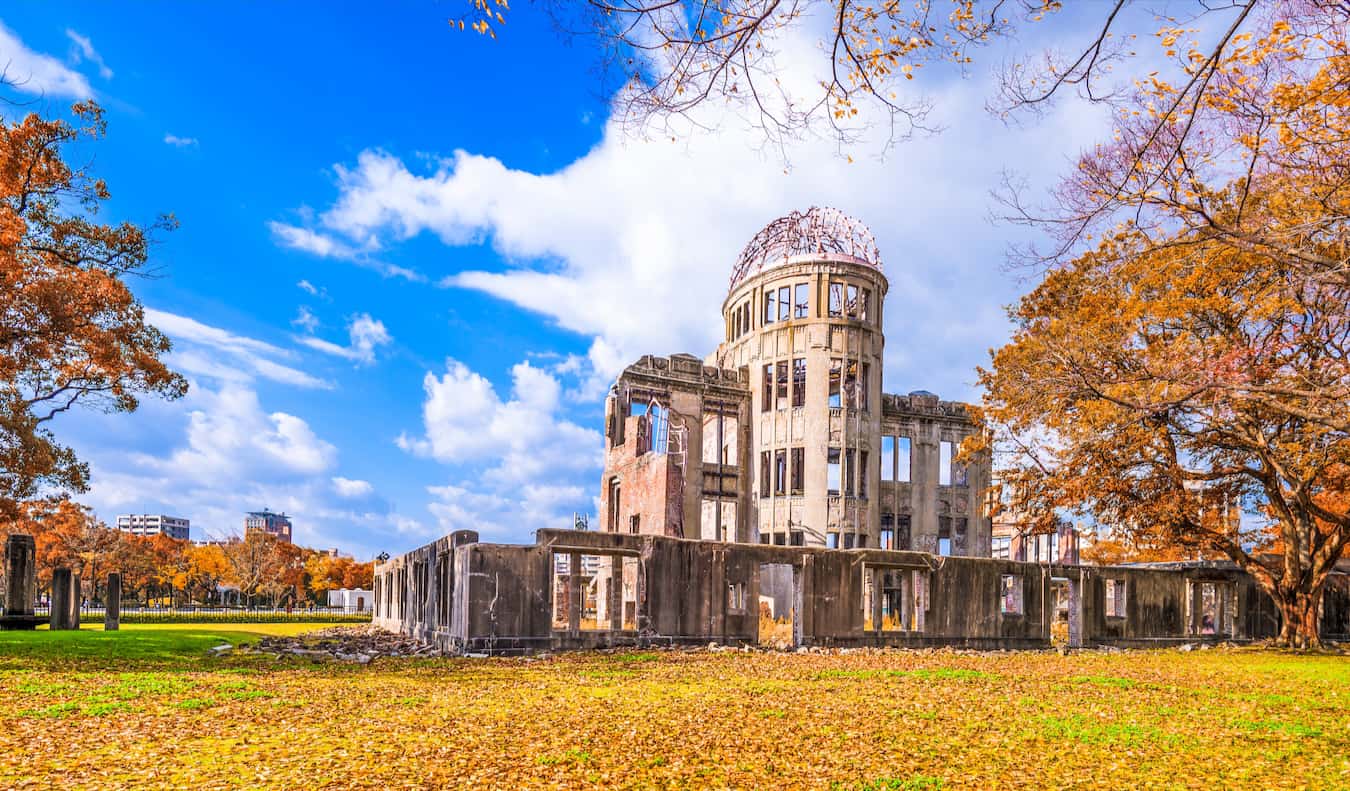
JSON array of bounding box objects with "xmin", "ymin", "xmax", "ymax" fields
[
  {"xmin": 3, "ymin": 534, "xmax": 36, "ymax": 617},
  {"xmin": 69, "ymin": 573, "xmax": 81, "ymax": 629},
  {"xmin": 50, "ymin": 567, "xmax": 73, "ymax": 630},
  {"xmin": 105, "ymin": 573, "xmax": 122, "ymax": 631}
]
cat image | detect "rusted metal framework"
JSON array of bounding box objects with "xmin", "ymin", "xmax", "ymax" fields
[{"xmin": 729, "ymin": 207, "xmax": 881, "ymax": 290}]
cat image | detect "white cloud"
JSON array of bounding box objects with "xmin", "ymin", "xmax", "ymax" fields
[
  {"xmin": 77, "ymin": 382, "xmax": 400, "ymax": 556},
  {"xmin": 145, "ymin": 308, "xmax": 331, "ymax": 389},
  {"xmin": 65, "ymin": 29, "xmax": 112, "ymax": 79},
  {"xmin": 292, "ymin": 90, "xmax": 1108, "ymax": 403},
  {"xmin": 147, "ymin": 384, "xmax": 337, "ymax": 482},
  {"xmin": 332, "ymin": 477, "xmax": 374, "ymax": 498},
  {"xmin": 292, "ymin": 306, "xmax": 320, "ymax": 334},
  {"xmin": 399, "ymin": 358, "xmax": 603, "ymax": 536},
  {"xmin": 269, "ymin": 221, "xmax": 360, "ymax": 259},
  {"xmin": 163, "ymin": 134, "xmax": 198, "ymax": 148},
  {"xmin": 268, "ymin": 220, "xmax": 424, "ymax": 282},
  {"xmin": 297, "ymin": 279, "xmax": 324, "ymax": 297},
  {"xmin": 296, "ymin": 312, "xmax": 391, "ymax": 365},
  {"xmin": 0, "ymin": 22, "xmax": 93, "ymax": 98}
]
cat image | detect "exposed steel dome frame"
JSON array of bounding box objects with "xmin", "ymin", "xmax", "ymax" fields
[{"xmin": 729, "ymin": 207, "xmax": 882, "ymax": 290}]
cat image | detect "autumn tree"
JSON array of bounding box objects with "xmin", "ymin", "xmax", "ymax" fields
[
  {"xmin": 974, "ymin": 3, "xmax": 1347, "ymax": 648},
  {"xmin": 181, "ymin": 543, "xmax": 230, "ymax": 604},
  {"xmin": 0, "ymin": 100, "xmax": 186, "ymax": 519}
]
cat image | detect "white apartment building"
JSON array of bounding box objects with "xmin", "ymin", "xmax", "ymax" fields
[{"xmin": 116, "ymin": 514, "xmax": 191, "ymax": 541}]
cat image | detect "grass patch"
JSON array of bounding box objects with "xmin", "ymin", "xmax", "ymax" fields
[
  {"xmin": 834, "ymin": 778, "xmax": 944, "ymax": 791},
  {"xmin": 0, "ymin": 622, "xmax": 331, "ymax": 671},
  {"xmin": 1068, "ymin": 674, "xmax": 1138, "ymax": 689}
]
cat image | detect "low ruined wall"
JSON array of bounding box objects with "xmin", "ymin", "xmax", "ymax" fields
[{"xmin": 374, "ymin": 529, "xmax": 1342, "ymax": 655}]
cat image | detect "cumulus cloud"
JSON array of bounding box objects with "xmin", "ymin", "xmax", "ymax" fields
[
  {"xmin": 399, "ymin": 358, "xmax": 602, "ymax": 536},
  {"xmin": 296, "ymin": 313, "xmax": 392, "ymax": 365},
  {"xmin": 145, "ymin": 384, "xmax": 337, "ymax": 482},
  {"xmin": 0, "ymin": 22, "xmax": 93, "ymax": 98},
  {"xmin": 146, "ymin": 308, "xmax": 331, "ymax": 390},
  {"xmin": 281, "ymin": 51, "xmax": 1109, "ymax": 403},
  {"xmin": 65, "ymin": 29, "xmax": 112, "ymax": 79},
  {"xmin": 163, "ymin": 134, "xmax": 198, "ymax": 147}
]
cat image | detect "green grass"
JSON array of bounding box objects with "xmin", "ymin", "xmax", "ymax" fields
[{"xmin": 0, "ymin": 622, "xmax": 326, "ymax": 670}]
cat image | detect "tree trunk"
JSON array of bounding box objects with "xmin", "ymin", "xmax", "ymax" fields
[{"xmin": 1275, "ymin": 590, "xmax": 1322, "ymax": 649}]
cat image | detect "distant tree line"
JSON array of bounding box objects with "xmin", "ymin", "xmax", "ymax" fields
[{"xmin": 0, "ymin": 500, "xmax": 373, "ymax": 608}]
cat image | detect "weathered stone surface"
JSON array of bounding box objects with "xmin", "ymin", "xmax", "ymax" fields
[
  {"xmin": 104, "ymin": 573, "xmax": 121, "ymax": 631},
  {"xmin": 68, "ymin": 573, "xmax": 81, "ymax": 629},
  {"xmin": 373, "ymin": 528, "xmax": 1350, "ymax": 656},
  {"xmin": 3, "ymin": 534, "xmax": 36, "ymax": 617},
  {"xmin": 50, "ymin": 568, "xmax": 74, "ymax": 631},
  {"xmin": 0, "ymin": 534, "xmax": 42, "ymax": 630}
]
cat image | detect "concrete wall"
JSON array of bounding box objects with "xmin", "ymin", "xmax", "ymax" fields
[{"xmin": 374, "ymin": 529, "xmax": 1349, "ymax": 655}]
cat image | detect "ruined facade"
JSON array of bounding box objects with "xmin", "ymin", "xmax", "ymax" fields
[
  {"xmin": 372, "ymin": 207, "xmax": 1350, "ymax": 653},
  {"xmin": 600, "ymin": 208, "xmax": 989, "ymax": 554},
  {"xmin": 373, "ymin": 529, "xmax": 1350, "ymax": 654}
]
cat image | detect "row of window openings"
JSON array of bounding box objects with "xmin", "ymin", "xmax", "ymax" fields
[
  {"xmin": 758, "ymin": 437, "xmax": 967, "ymax": 492},
  {"xmin": 998, "ymin": 576, "xmax": 1127, "ymax": 618},
  {"xmin": 730, "ymin": 282, "xmax": 875, "ymax": 339},
  {"xmin": 761, "ymin": 516, "xmax": 966, "ymax": 553},
  {"xmin": 991, "ymin": 533, "xmax": 1061, "ymax": 562},
  {"xmin": 761, "ymin": 358, "xmax": 869, "ymax": 411},
  {"xmin": 881, "ymin": 436, "xmax": 968, "ymax": 487},
  {"xmin": 758, "ymin": 448, "xmax": 870, "ymax": 498}
]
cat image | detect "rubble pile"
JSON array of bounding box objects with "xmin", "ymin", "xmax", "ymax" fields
[{"xmin": 214, "ymin": 625, "xmax": 447, "ymax": 664}]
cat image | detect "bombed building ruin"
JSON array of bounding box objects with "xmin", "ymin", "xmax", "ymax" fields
[
  {"xmin": 374, "ymin": 208, "xmax": 1350, "ymax": 653},
  {"xmin": 601, "ymin": 208, "xmax": 988, "ymax": 554}
]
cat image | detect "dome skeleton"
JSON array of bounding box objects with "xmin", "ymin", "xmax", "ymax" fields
[{"xmin": 729, "ymin": 207, "xmax": 882, "ymax": 290}]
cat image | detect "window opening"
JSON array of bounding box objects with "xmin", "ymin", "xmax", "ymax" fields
[
  {"xmin": 828, "ymin": 281, "xmax": 845, "ymax": 317},
  {"xmin": 794, "ymin": 283, "xmax": 810, "ymax": 318},
  {"xmin": 791, "ymin": 358, "xmax": 806, "ymax": 407},
  {"xmin": 828, "ymin": 359, "xmax": 842, "ymax": 408},
  {"xmin": 1001, "ymin": 575, "xmax": 1024, "ymax": 614}
]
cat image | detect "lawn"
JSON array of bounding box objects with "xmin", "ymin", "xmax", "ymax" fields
[{"xmin": 0, "ymin": 626, "xmax": 1346, "ymax": 789}]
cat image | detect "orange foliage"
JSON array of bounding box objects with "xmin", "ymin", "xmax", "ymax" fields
[{"xmin": 0, "ymin": 101, "xmax": 186, "ymax": 520}]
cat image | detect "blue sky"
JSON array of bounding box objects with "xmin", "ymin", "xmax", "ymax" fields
[{"xmin": 2, "ymin": 4, "xmax": 1119, "ymax": 557}]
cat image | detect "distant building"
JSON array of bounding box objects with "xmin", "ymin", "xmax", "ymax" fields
[
  {"xmin": 988, "ymin": 479, "xmax": 1082, "ymax": 564},
  {"xmin": 245, "ymin": 509, "xmax": 293, "ymax": 543},
  {"xmin": 193, "ymin": 537, "xmax": 238, "ymax": 548},
  {"xmin": 116, "ymin": 514, "xmax": 190, "ymax": 541},
  {"xmin": 327, "ymin": 588, "xmax": 373, "ymax": 613}
]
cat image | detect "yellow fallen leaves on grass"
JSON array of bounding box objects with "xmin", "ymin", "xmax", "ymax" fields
[{"xmin": 0, "ymin": 628, "xmax": 1347, "ymax": 789}]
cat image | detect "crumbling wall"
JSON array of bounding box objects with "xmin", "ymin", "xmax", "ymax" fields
[
  {"xmin": 600, "ymin": 355, "xmax": 751, "ymax": 542},
  {"xmin": 374, "ymin": 528, "xmax": 1342, "ymax": 655}
]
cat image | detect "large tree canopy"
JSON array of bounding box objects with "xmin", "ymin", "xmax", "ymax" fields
[
  {"xmin": 976, "ymin": 3, "xmax": 1349, "ymax": 648},
  {"xmin": 0, "ymin": 102, "xmax": 186, "ymax": 519}
]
